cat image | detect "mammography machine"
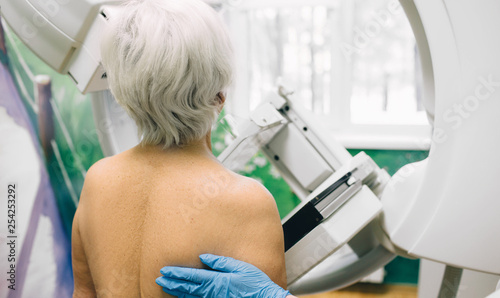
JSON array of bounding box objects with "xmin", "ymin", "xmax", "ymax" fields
[{"xmin": 1, "ymin": 0, "xmax": 500, "ymax": 296}]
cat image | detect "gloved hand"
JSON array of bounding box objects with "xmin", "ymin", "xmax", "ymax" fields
[{"xmin": 156, "ymin": 254, "xmax": 291, "ymax": 298}]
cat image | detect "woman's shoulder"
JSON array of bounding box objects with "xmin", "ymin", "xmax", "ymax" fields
[
  {"xmin": 79, "ymin": 152, "xmax": 135, "ymax": 204},
  {"xmin": 229, "ymin": 175, "xmax": 274, "ymax": 202},
  {"xmin": 215, "ymin": 173, "xmax": 279, "ymax": 219},
  {"xmin": 84, "ymin": 155, "xmax": 123, "ymax": 184},
  {"xmin": 84, "ymin": 147, "xmax": 140, "ymax": 181}
]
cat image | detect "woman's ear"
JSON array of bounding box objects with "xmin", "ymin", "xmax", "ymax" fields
[
  {"xmin": 217, "ymin": 92, "xmax": 226, "ymax": 112},
  {"xmin": 217, "ymin": 92, "xmax": 226, "ymax": 104}
]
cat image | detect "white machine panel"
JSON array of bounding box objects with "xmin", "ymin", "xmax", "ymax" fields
[
  {"xmin": 381, "ymin": 0, "xmax": 500, "ymax": 275},
  {"xmin": 26, "ymin": 0, "xmax": 120, "ymax": 42},
  {"xmin": 0, "ymin": 0, "xmax": 75, "ymax": 72},
  {"xmin": 267, "ymin": 124, "xmax": 333, "ymax": 191},
  {"xmin": 286, "ymin": 186, "xmax": 382, "ymax": 283},
  {"xmin": 0, "ymin": 0, "xmax": 120, "ymax": 93}
]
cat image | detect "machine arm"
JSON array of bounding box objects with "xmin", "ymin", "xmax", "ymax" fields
[{"xmin": 217, "ymin": 88, "xmax": 395, "ymax": 293}]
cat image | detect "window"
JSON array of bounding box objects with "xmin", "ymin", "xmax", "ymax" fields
[{"xmin": 221, "ymin": 0, "xmax": 431, "ymax": 150}]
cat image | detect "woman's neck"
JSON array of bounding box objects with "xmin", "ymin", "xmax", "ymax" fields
[{"xmin": 134, "ymin": 133, "xmax": 214, "ymax": 159}]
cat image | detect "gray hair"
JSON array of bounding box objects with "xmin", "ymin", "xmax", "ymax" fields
[{"xmin": 100, "ymin": 0, "xmax": 233, "ymax": 148}]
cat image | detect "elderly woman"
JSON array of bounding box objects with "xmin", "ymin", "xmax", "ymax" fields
[{"xmin": 71, "ymin": 0, "xmax": 286, "ymax": 296}]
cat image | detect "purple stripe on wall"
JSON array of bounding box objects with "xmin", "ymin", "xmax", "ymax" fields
[{"xmin": 1, "ymin": 52, "xmax": 73, "ymax": 298}]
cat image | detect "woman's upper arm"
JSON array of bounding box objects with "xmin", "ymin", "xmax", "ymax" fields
[
  {"xmin": 72, "ymin": 209, "xmax": 96, "ymax": 297},
  {"xmin": 225, "ymin": 178, "xmax": 288, "ymax": 289},
  {"xmin": 72, "ymin": 160, "xmax": 108, "ymax": 297}
]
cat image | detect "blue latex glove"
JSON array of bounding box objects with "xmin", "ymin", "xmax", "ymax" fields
[{"xmin": 156, "ymin": 254, "xmax": 290, "ymax": 298}]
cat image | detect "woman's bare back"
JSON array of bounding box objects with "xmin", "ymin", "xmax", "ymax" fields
[{"xmin": 72, "ymin": 145, "xmax": 287, "ymax": 297}]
